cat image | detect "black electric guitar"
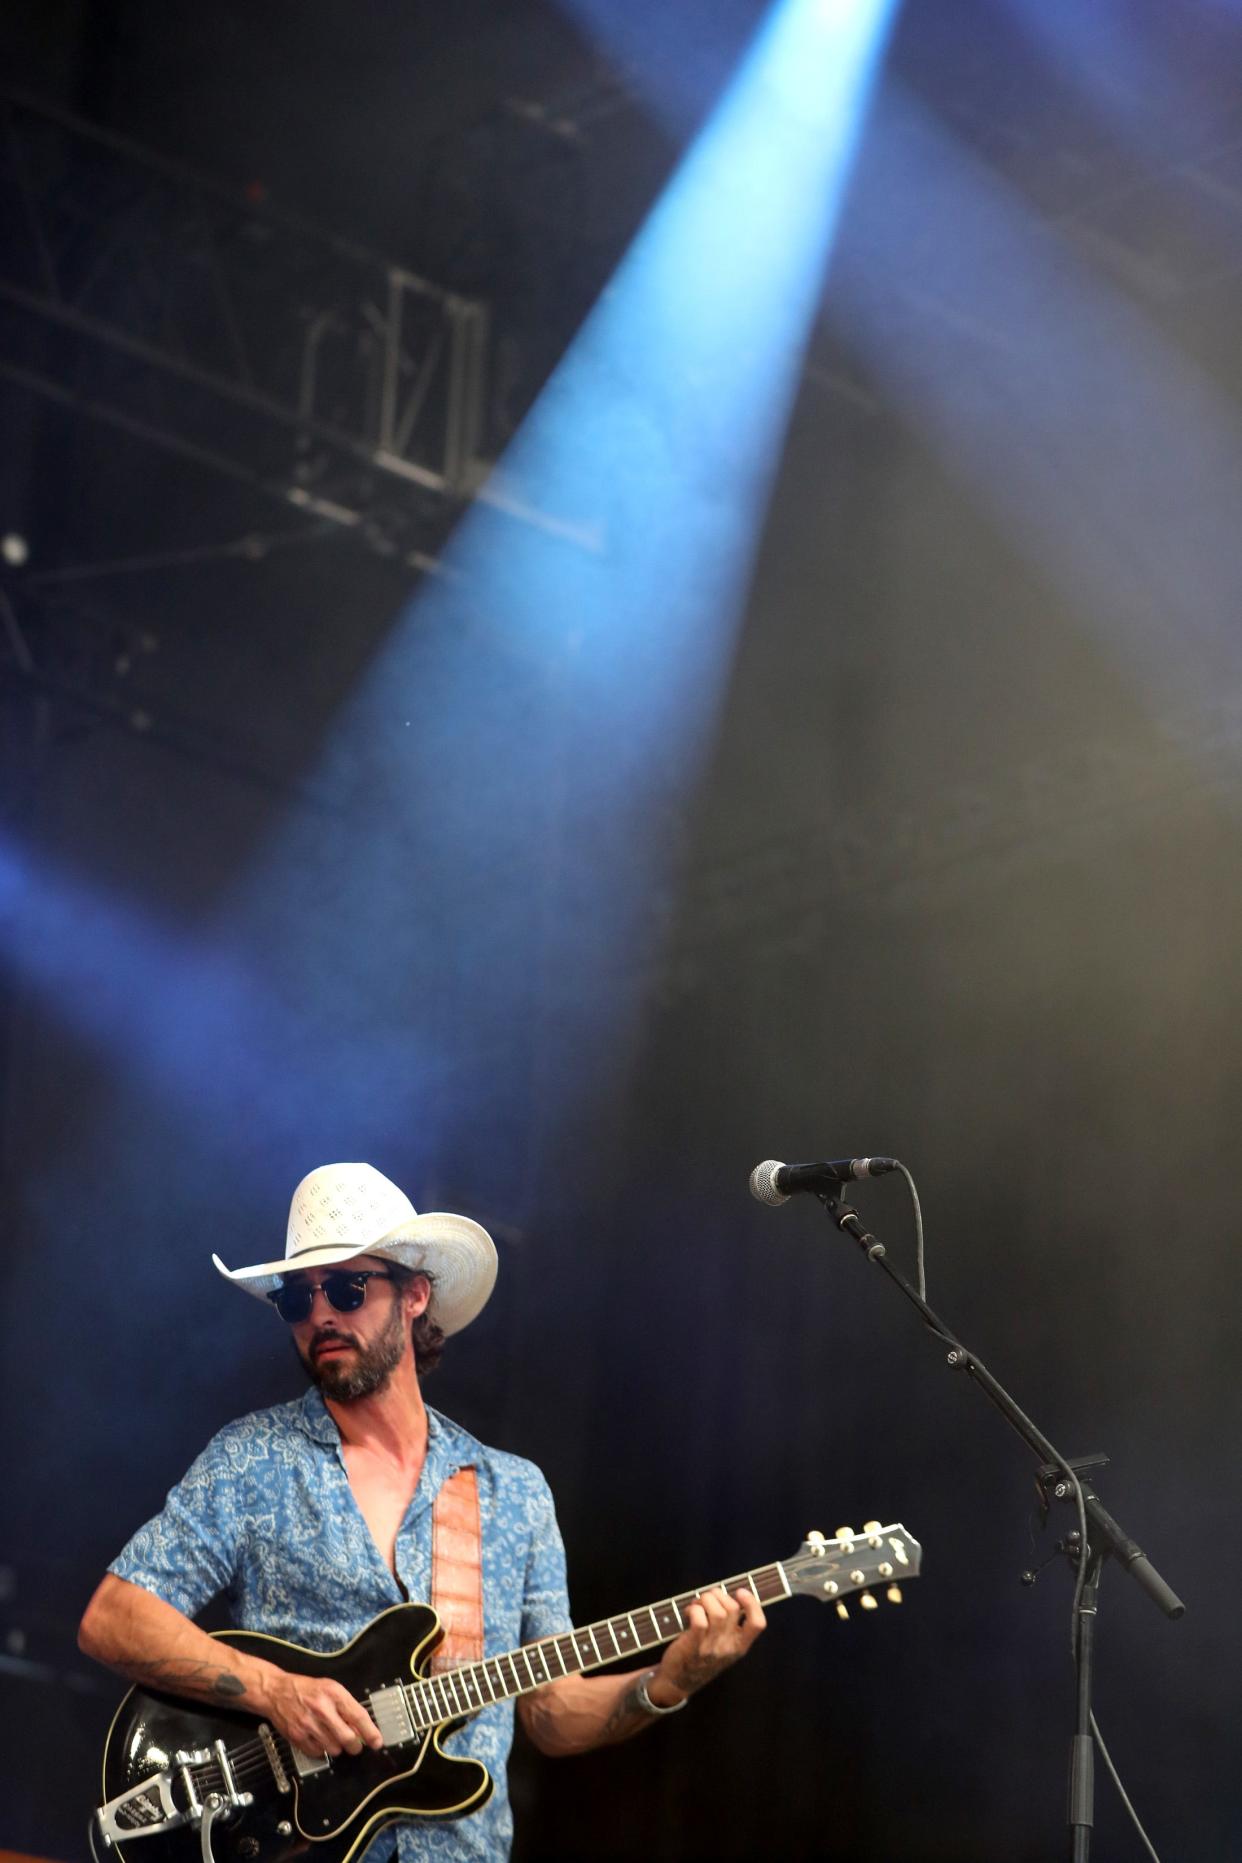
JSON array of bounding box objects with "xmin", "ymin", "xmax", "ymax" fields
[{"xmin": 94, "ymin": 1522, "xmax": 921, "ymax": 1862}]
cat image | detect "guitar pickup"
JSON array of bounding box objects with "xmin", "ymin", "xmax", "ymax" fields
[{"xmin": 369, "ymin": 1683, "xmax": 416, "ymax": 1747}]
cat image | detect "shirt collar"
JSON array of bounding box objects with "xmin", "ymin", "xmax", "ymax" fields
[
  {"xmin": 295, "ymin": 1387, "xmax": 338, "ymax": 1444},
  {"xmin": 293, "ymin": 1387, "xmax": 480, "ymax": 1467}
]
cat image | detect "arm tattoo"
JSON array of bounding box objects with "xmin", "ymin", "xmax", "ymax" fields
[
  {"xmin": 673, "ymin": 1653, "xmax": 719, "ymax": 1691},
  {"xmin": 603, "ymin": 1678, "xmax": 650, "ymax": 1740},
  {"xmin": 126, "ymin": 1654, "xmax": 247, "ymax": 1700}
]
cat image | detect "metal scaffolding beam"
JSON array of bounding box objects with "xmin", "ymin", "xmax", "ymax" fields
[{"xmin": 0, "ymin": 88, "xmax": 494, "ymax": 559}]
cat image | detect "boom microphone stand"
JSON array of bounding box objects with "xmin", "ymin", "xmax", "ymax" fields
[{"xmin": 812, "ymin": 1187, "xmax": 1183, "ymax": 1862}]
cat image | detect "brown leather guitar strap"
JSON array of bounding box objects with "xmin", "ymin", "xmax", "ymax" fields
[{"xmin": 429, "ymin": 1465, "xmax": 484, "ymax": 1671}]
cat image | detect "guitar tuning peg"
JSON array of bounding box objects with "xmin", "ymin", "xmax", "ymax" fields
[
  {"xmin": 859, "ymin": 1591, "xmax": 878, "ymax": 1611},
  {"xmin": 886, "ymin": 1585, "xmax": 903, "ymax": 1605},
  {"xmin": 834, "ymin": 1526, "xmax": 856, "ymax": 1543},
  {"xmin": 805, "ymin": 1530, "xmax": 826, "ymax": 1549},
  {"xmin": 862, "ymin": 1520, "xmax": 882, "ymax": 1534},
  {"xmin": 835, "ymin": 1601, "xmax": 850, "ymax": 1620}
]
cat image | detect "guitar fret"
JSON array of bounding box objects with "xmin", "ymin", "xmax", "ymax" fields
[
  {"xmin": 548, "ymin": 1638, "xmax": 568, "ymax": 1676},
  {"xmin": 585, "ymin": 1626, "xmax": 603, "ymax": 1666},
  {"xmin": 651, "ymin": 1600, "xmax": 680, "ymax": 1637},
  {"xmin": 643, "ymin": 1606, "xmax": 660, "ymax": 1644},
  {"xmin": 606, "ymin": 1614, "xmax": 634, "ymax": 1656},
  {"xmin": 495, "ymin": 1654, "xmax": 518, "ymax": 1696}
]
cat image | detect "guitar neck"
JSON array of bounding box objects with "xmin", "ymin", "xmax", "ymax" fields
[{"xmin": 405, "ymin": 1560, "xmax": 791, "ymax": 1726}]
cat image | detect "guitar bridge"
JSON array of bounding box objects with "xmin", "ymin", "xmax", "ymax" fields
[{"xmin": 259, "ymin": 1722, "xmax": 292, "ymax": 1793}]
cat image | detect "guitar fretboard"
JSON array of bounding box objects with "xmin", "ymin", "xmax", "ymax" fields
[{"xmin": 402, "ymin": 1562, "xmax": 791, "ymax": 1730}]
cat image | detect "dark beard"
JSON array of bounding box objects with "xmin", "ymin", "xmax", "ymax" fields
[{"xmin": 297, "ymin": 1298, "xmax": 407, "ymax": 1401}]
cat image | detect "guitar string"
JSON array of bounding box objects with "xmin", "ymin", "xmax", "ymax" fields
[{"xmin": 183, "ymin": 1559, "xmax": 831, "ymax": 1797}]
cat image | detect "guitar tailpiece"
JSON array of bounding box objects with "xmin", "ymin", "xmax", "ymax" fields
[{"xmin": 94, "ymin": 1755, "xmax": 253, "ymax": 1849}]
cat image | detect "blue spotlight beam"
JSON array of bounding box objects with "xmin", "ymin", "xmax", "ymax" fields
[
  {"xmin": 0, "ymin": 833, "xmax": 452, "ymax": 1191},
  {"xmin": 0, "ymin": 3, "xmax": 896, "ymax": 1208},
  {"xmin": 211, "ymin": 0, "xmax": 898, "ymax": 1186}
]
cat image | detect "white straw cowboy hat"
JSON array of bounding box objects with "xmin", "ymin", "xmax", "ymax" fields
[{"xmin": 212, "ymin": 1163, "xmax": 497, "ymax": 1336}]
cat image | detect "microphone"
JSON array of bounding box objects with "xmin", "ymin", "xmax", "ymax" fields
[{"xmin": 749, "ymin": 1157, "xmax": 898, "ymax": 1206}]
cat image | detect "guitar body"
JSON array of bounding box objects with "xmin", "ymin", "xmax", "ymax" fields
[{"xmin": 100, "ymin": 1605, "xmax": 492, "ymax": 1863}]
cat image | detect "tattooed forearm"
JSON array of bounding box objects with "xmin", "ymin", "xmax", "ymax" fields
[
  {"xmin": 125, "ymin": 1654, "xmax": 248, "ymax": 1700},
  {"xmin": 669, "ymin": 1652, "xmax": 722, "ymax": 1691},
  {"xmin": 603, "ymin": 1677, "xmax": 650, "ymax": 1740}
]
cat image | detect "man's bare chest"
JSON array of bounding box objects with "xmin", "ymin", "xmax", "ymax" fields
[{"xmin": 341, "ymin": 1448, "xmax": 423, "ymax": 1576}]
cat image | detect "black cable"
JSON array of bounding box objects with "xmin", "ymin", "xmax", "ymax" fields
[{"xmin": 1091, "ymin": 1709, "xmax": 1163, "ymax": 1862}]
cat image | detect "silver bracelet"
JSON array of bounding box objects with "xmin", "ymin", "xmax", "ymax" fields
[{"xmin": 634, "ymin": 1669, "xmax": 688, "ymax": 1716}]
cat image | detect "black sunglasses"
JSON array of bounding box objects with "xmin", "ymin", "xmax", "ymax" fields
[{"xmin": 267, "ymin": 1270, "xmax": 395, "ymax": 1325}]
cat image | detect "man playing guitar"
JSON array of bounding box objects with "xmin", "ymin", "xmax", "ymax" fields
[{"xmin": 78, "ymin": 1163, "xmax": 766, "ymax": 1861}]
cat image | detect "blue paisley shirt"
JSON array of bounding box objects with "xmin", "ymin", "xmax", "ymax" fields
[{"xmin": 109, "ymin": 1392, "xmax": 572, "ymax": 1861}]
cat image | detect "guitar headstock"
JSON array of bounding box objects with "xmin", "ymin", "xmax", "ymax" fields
[{"xmin": 784, "ymin": 1522, "xmax": 922, "ymax": 1618}]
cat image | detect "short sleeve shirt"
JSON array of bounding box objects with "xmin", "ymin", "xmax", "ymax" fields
[{"xmin": 109, "ymin": 1391, "xmax": 572, "ymax": 1861}]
